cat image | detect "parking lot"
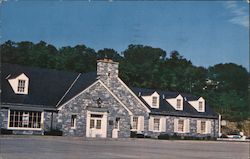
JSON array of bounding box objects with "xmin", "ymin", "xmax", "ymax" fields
[{"xmin": 0, "ymin": 136, "xmax": 249, "ymax": 159}]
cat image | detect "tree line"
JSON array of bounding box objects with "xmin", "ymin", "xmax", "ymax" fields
[{"xmin": 1, "ymin": 40, "xmax": 249, "ymax": 121}]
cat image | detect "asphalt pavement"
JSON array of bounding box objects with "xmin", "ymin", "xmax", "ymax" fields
[{"xmin": 0, "ymin": 136, "xmax": 249, "ymax": 159}]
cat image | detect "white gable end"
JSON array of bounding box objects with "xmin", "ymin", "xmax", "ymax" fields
[
  {"xmin": 141, "ymin": 91, "xmax": 160, "ymax": 108},
  {"xmin": 166, "ymin": 94, "xmax": 183, "ymax": 110},
  {"xmin": 8, "ymin": 73, "xmax": 29, "ymax": 95},
  {"xmin": 188, "ymin": 97, "xmax": 205, "ymax": 112}
]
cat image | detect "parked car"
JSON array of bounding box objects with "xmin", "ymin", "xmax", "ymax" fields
[{"xmin": 226, "ymin": 132, "xmax": 246, "ymax": 140}]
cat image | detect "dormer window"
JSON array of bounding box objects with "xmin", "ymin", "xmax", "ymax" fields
[
  {"xmin": 152, "ymin": 97, "xmax": 158, "ymax": 107},
  {"xmin": 141, "ymin": 91, "xmax": 160, "ymax": 108},
  {"xmin": 17, "ymin": 80, "xmax": 26, "ymax": 93},
  {"xmin": 166, "ymin": 94, "xmax": 183, "ymax": 110},
  {"xmin": 7, "ymin": 73, "xmax": 29, "ymax": 95},
  {"xmin": 177, "ymin": 99, "xmax": 181, "ymax": 109},
  {"xmin": 187, "ymin": 97, "xmax": 205, "ymax": 112},
  {"xmin": 198, "ymin": 101, "xmax": 203, "ymax": 111}
]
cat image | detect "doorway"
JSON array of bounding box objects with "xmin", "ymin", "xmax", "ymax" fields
[{"xmin": 86, "ymin": 111, "xmax": 107, "ymax": 138}]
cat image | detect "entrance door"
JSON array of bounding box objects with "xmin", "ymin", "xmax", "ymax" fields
[{"xmin": 86, "ymin": 111, "xmax": 107, "ymax": 138}]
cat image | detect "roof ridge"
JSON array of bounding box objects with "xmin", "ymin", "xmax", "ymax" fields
[{"xmin": 55, "ymin": 73, "xmax": 81, "ymax": 107}]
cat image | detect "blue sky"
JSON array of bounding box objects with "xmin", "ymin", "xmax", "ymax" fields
[{"xmin": 1, "ymin": 1, "xmax": 249, "ymax": 70}]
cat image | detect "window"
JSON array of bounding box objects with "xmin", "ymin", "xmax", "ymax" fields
[
  {"xmin": 9, "ymin": 110, "xmax": 42, "ymax": 129},
  {"xmin": 200, "ymin": 121, "xmax": 206, "ymax": 133},
  {"xmin": 198, "ymin": 101, "xmax": 203, "ymax": 111},
  {"xmin": 178, "ymin": 119, "xmax": 184, "ymax": 132},
  {"xmin": 153, "ymin": 118, "xmax": 160, "ymax": 131},
  {"xmin": 152, "ymin": 97, "xmax": 158, "ymax": 107},
  {"xmin": 17, "ymin": 80, "xmax": 25, "ymax": 93},
  {"xmin": 71, "ymin": 115, "xmax": 77, "ymax": 128},
  {"xmin": 132, "ymin": 117, "xmax": 138, "ymax": 130},
  {"xmin": 114, "ymin": 117, "xmax": 120, "ymax": 129},
  {"xmin": 96, "ymin": 120, "xmax": 102, "ymax": 129},
  {"xmin": 90, "ymin": 119, "xmax": 95, "ymax": 128},
  {"xmin": 177, "ymin": 99, "xmax": 182, "ymax": 109}
]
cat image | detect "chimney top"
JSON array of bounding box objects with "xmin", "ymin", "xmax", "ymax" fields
[{"xmin": 97, "ymin": 58, "xmax": 118, "ymax": 64}]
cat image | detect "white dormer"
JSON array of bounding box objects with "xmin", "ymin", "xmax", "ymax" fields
[
  {"xmin": 8, "ymin": 73, "xmax": 29, "ymax": 95},
  {"xmin": 141, "ymin": 91, "xmax": 160, "ymax": 108},
  {"xmin": 166, "ymin": 94, "xmax": 183, "ymax": 110},
  {"xmin": 188, "ymin": 97, "xmax": 205, "ymax": 112}
]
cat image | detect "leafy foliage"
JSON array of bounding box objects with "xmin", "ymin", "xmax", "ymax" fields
[{"xmin": 1, "ymin": 41, "xmax": 249, "ymax": 121}]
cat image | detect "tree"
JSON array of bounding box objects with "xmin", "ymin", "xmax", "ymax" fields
[{"xmin": 97, "ymin": 48, "xmax": 122, "ymax": 62}]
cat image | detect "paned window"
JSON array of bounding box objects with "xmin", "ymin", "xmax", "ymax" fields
[
  {"xmin": 152, "ymin": 97, "xmax": 158, "ymax": 107},
  {"xmin": 17, "ymin": 80, "xmax": 25, "ymax": 93},
  {"xmin": 198, "ymin": 101, "xmax": 203, "ymax": 111},
  {"xmin": 9, "ymin": 110, "xmax": 41, "ymax": 129},
  {"xmin": 201, "ymin": 121, "xmax": 206, "ymax": 133},
  {"xmin": 177, "ymin": 99, "xmax": 182, "ymax": 109},
  {"xmin": 132, "ymin": 117, "xmax": 138, "ymax": 130},
  {"xmin": 153, "ymin": 118, "xmax": 160, "ymax": 131},
  {"xmin": 178, "ymin": 119, "xmax": 184, "ymax": 132}
]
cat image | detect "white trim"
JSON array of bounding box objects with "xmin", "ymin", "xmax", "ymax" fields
[
  {"xmin": 7, "ymin": 127, "xmax": 42, "ymax": 131},
  {"xmin": 7, "ymin": 109, "xmax": 10, "ymax": 129},
  {"xmin": 56, "ymin": 73, "xmax": 81, "ymax": 107},
  {"xmin": 218, "ymin": 114, "xmax": 221, "ymax": 137},
  {"xmin": 117, "ymin": 77, "xmax": 151, "ymax": 113},
  {"xmin": 99, "ymin": 80, "xmax": 133, "ymax": 115},
  {"xmin": 57, "ymin": 80, "xmax": 100, "ymax": 110}
]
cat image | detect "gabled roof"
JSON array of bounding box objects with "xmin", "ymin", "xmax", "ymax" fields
[
  {"xmin": 1, "ymin": 63, "xmax": 97, "ymax": 110},
  {"xmin": 131, "ymin": 87, "xmax": 218, "ymax": 119}
]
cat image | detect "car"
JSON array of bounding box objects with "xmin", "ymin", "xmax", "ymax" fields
[{"xmin": 226, "ymin": 132, "xmax": 246, "ymax": 140}]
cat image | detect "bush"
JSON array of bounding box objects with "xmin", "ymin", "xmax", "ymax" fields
[
  {"xmin": 44, "ymin": 129, "xmax": 63, "ymax": 136},
  {"xmin": 158, "ymin": 134, "xmax": 170, "ymax": 140},
  {"xmin": 0, "ymin": 128, "xmax": 13, "ymax": 135},
  {"xmin": 158, "ymin": 133, "xmax": 216, "ymax": 141},
  {"xmin": 130, "ymin": 131, "xmax": 137, "ymax": 138}
]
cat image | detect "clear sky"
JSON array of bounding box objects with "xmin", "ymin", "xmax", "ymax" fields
[{"xmin": 1, "ymin": 0, "xmax": 249, "ymax": 70}]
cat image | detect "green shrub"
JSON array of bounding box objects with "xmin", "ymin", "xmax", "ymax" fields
[{"xmin": 0, "ymin": 128, "xmax": 13, "ymax": 135}]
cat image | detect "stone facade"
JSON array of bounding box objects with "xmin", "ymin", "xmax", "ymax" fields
[
  {"xmin": 57, "ymin": 82, "xmax": 131, "ymax": 138},
  {"xmin": 97, "ymin": 60, "xmax": 150, "ymax": 132},
  {"xmin": 147, "ymin": 115, "xmax": 219, "ymax": 138}
]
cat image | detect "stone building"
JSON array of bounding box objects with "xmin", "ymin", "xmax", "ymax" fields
[{"xmin": 0, "ymin": 59, "xmax": 220, "ymax": 138}]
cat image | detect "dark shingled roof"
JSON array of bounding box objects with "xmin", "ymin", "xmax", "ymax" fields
[
  {"xmin": 1, "ymin": 63, "xmax": 97, "ymax": 110},
  {"xmin": 131, "ymin": 87, "xmax": 218, "ymax": 119},
  {"xmin": 1, "ymin": 63, "xmax": 218, "ymax": 119}
]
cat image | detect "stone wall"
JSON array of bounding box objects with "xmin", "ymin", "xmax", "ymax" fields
[
  {"xmin": 44, "ymin": 111, "xmax": 59, "ymax": 131},
  {"xmin": 0, "ymin": 108, "xmax": 8, "ymax": 129}
]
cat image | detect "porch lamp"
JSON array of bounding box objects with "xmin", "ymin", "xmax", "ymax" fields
[{"xmin": 97, "ymin": 98, "xmax": 102, "ymax": 108}]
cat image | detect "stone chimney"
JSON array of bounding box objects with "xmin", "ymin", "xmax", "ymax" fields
[{"xmin": 97, "ymin": 59, "xmax": 119, "ymax": 79}]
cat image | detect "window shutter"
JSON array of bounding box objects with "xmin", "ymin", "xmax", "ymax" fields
[
  {"xmin": 197, "ymin": 120, "xmax": 201, "ymax": 134},
  {"xmin": 174, "ymin": 118, "xmax": 178, "ymax": 132},
  {"xmin": 148, "ymin": 116, "xmax": 154, "ymax": 131},
  {"xmin": 185, "ymin": 119, "xmax": 190, "ymax": 133},
  {"xmin": 206, "ymin": 121, "xmax": 212, "ymax": 134},
  {"xmin": 139, "ymin": 116, "xmax": 144, "ymax": 132},
  {"xmin": 160, "ymin": 117, "xmax": 166, "ymax": 132}
]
